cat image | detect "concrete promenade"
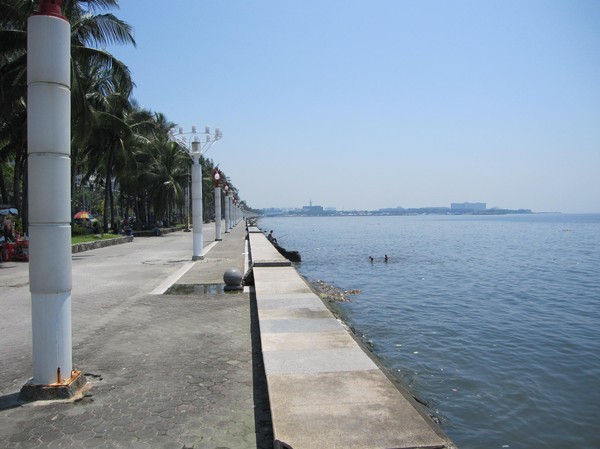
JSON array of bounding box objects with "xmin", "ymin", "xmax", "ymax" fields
[
  {"xmin": 1, "ymin": 221, "xmax": 456, "ymax": 449},
  {"xmin": 0, "ymin": 221, "xmax": 272, "ymax": 449}
]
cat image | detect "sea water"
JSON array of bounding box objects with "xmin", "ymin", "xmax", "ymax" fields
[{"xmin": 258, "ymin": 214, "xmax": 600, "ymax": 449}]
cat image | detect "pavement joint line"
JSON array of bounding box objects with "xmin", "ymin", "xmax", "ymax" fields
[
  {"xmin": 203, "ymin": 240, "xmax": 219, "ymax": 255},
  {"xmin": 149, "ymin": 261, "xmax": 197, "ymax": 295}
]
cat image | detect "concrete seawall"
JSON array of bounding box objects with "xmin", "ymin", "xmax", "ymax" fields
[{"xmin": 247, "ymin": 226, "xmax": 456, "ymax": 449}]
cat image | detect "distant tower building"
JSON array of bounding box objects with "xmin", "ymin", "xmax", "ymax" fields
[{"xmin": 303, "ymin": 201, "xmax": 323, "ymax": 214}]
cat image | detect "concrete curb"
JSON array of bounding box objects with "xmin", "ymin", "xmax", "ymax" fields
[
  {"xmin": 71, "ymin": 235, "xmax": 133, "ymax": 254},
  {"xmin": 71, "ymin": 228, "xmax": 182, "ymax": 254}
]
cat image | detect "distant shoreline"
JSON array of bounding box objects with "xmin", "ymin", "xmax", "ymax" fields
[{"xmin": 264, "ymin": 207, "xmax": 536, "ymax": 218}]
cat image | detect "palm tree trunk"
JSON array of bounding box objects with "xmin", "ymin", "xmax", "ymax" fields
[
  {"xmin": 103, "ymin": 158, "xmax": 111, "ymax": 233},
  {"xmin": 110, "ymin": 177, "xmax": 116, "ymax": 232},
  {"xmin": 13, "ymin": 150, "xmax": 25, "ymax": 214},
  {"xmin": 21, "ymin": 159, "xmax": 28, "ymax": 235},
  {"xmin": 0, "ymin": 169, "xmax": 8, "ymax": 204},
  {"xmin": 71, "ymin": 145, "xmax": 79, "ymax": 218}
]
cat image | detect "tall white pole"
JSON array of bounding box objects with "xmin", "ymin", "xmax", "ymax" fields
[
  {"xmin": 185, "ymin": 169, "xmax": 190, "ymax": 230},
  {"xmin": 27, "ymin": 1, "xmax": 73, "ymax": 386},
  {"xmin": 191, "ymin": 143, "xmax": 203, "ymax": 260},
  {"xmin": 228, "ymin": 195, "xmax": 232, "ymax": 230},
  {"xmin": 224, "ymin": 191, "xmax": 230, "ymax": 233},
  {"xmin": 214, "ymin": 186, "xmax": 222, "ymax": 241},
  {"xmin": 231, "ymin": 198, "xmax": 235, "ymax": 228}
]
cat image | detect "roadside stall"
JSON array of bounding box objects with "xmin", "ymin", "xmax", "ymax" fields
[{"xmin": 1, "ymin": 208, "xmax": 28, "ymax": 262}]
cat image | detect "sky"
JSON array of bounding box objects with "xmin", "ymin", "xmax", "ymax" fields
[{"xmin": 105, "ymin": 0, "xmax": 600, "ymax": 213}]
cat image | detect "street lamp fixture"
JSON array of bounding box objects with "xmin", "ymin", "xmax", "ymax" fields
[
  {"xmin": 213, "ymin": 169, "xmax": 221, "ymax": 185},
  {"xmin": 169, "ymin": 125, "xmax": 222, "ymax": 260}
]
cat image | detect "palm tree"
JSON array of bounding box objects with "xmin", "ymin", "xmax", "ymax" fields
[
  {"xmin": 67, "ymin": 0, "xmax": 135, "ymax": 223},
  {"xmin": 201, "ymin": 157, "xmax": 218, "ymax": 222},
  {"xmin": 144, "ymin": 139, "xmax": 190, "ymax": 225},
  {"xmin": 0, "ymin": 0, "xmax": 135, "ymax": 229},
  {"xmin": 82, "ymin": 87, "xmax": 148, "ymax": 232},
  {"xmin": 114, "ymin": 106, "xmax": 169, "ymax": 227},
  {"xmin": 68, "ymin": 0, "xmax": 135, "ymax": 140},
  {"xmin": 0, "ymin": 0, "xmax": 33, "ymax": 215},
  {"xmin": 71, "ymin": 57, "xmax": 121, "ymax": 219}
]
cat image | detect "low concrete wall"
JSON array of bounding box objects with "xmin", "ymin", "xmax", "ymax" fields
[
  {"xmin": 71, "ymin": 235, "xmax": 134, "ymax": 254},
  {"xmin": 248, "ymin": 229, "xmax": 454, "ymax": 449},
  {"xmin": 133, "ymin": 227, "xmax": 181, "ymax": 237},
  {"xmin": 71, "ymin": 227, "xmax": 181, "ymax": 254},
  {"xmin": 248, "ymin": 229, "xmax": 291, "ymax": 267}
]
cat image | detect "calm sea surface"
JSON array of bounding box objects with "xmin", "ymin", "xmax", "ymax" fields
[{"xmin": 258, "ymin": 214, "xmax": 600, "ymax": 449}]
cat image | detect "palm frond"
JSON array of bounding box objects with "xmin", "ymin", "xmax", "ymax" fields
[
  {"xmin": 71, "ymin": 12, "xmax": 135, "ymax": 48},
  {"xmin": 72, "ymin": 46, "xmax": 134, "ymax": 94}
]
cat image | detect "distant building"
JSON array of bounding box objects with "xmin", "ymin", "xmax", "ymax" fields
[
  {"xmin": 302, "ymin": 205, "xmax": 323, "ymax": 214},
  {"xmin": 379, "ymin": 207, "xmax": 405, "ymax": 214},
  {"xmin": 262, "ymin": 208, "xmax": 284, "ymax": 216},
  {"xmin": 302, "ymin": 200, "xmax": 324, "ymax": 215},
  {"xmin": 451, "ymin": 202, "xmax": 486, "ymax": 211}
]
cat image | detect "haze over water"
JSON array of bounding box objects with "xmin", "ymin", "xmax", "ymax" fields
[{"xmin": 259, "ymin": 213, "xmax": 600, "ymax": 448}]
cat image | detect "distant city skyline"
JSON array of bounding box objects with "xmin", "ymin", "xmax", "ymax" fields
[
  {"xmin": 107, "ymin": 1, "xmax": 600, "ymax": 213},
  {"xmin": 262, "ymin": 200, "xmax": 537, "ymax": 213}
]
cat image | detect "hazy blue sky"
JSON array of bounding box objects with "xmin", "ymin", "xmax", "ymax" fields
[{"xmin": 106, "ymin": 0, "xmax": 599, "ymax": 212}]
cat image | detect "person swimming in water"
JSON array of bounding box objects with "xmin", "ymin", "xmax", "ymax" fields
[
  {"xmin": 369, "ymin": 256, "xmax": 374, "ymax": 262},
  {"xmin": 384, "ymin": 254, "xmax": 389, "ymax": 262}
]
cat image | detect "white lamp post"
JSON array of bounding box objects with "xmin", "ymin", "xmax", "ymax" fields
[
  {"xmin": 23, "ymin": 0, "xmax": 86, "ymax": 400},
  {"xmin": 231, "ymin": 197, "xmax": 235, "ymax": 227},
  {"xmin": 232, "ymin": 198, "xmax": 238, "ymax": 226},
  {"xmin": 223, "ymin": 184, "xmax": 230, "ymax": 233},
  {"xmin": 212, "ymin": 168, "xmax": 222, "ymax": 241},
  {"xmin": 229, "ymin": 195, "xmax": 234, "ymax": 229},
  {"xmin": 169, "ymin": 126, "xmax": 222, "ymax": 260}
]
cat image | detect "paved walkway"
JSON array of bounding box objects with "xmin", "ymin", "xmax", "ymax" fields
[{"xmin": 0, "ymin": 222, "xmax": 272, "ymax": 449}]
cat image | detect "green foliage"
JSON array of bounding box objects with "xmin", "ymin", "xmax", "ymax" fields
[
  {"xmin": 71, "ymin": 233, "xmax": 118, "ymax": 245},
  {"xmin": 71, "ymin": 224, "xmax": 89, "ymax": 236},
  {"xmin": 0, "ymin": 0, "xmax": 251, "ymax": 230},
  {"xmin": 13, "ymin": 215, "xmax": 22, "ymax": 233}
]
